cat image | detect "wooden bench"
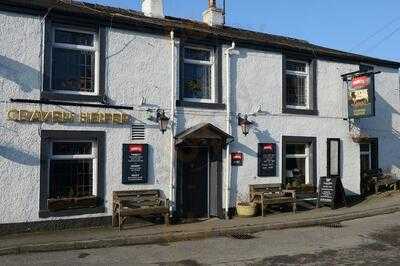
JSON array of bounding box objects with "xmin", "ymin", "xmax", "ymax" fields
[
  {"xmin": 249, "ymin": 184, "xmax": 296, "ymax": 216},
  {"xmin": 112, "ymin": 190, "xmax": 170, "ymax": 230}
]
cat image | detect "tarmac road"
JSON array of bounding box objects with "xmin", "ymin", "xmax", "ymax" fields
[{"xmin": 1, "ymin": 212, "xmax": 400, "ymax": 265}]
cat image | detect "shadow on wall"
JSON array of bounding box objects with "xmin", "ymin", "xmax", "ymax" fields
[
  {"xmin": 0, "ymin": 55, "xmax": 40, "ymax": 92},
  {"xmin": 360, "ymin": 92, "xmax": 400, "ymax": 173},
  {"xmin": 0, "ymin": 145, "xmax": 40, "ymax": 166}
]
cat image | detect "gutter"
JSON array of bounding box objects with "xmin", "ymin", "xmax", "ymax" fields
[
  {"xmin": 169, "ymin": 31, "xmax": 177, "ymax": 211},
  {"xmin": 224, "ymin": 42, "xmax": 240, "ymax": 218}
]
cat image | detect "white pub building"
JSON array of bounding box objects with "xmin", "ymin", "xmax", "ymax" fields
[{"xmin": 0, "ymin": 0, "xmax": 399, "ymax": 232}]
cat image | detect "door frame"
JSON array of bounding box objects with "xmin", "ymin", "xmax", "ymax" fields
[
  {"xmin": 359, "ymin": 138, "xmax": 379, "ymax": 195},
  {"xmin": 176, "ymin": 145, "xmax": 210, "ymax": 219}
]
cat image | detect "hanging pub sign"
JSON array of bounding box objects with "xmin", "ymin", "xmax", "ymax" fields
[
  {"xmin": 258, "ymin": 143, "xmax": 277, "ymax": 177},
  {"xmin": 122, "ymin": 144, "xmax": 149, "ymax": 184},
  {"xmin": 347, "ymin": 74, "xmax": 375, "ymax": 119},
  {"xmin": 317, "ymin": 176, "xmax": 347, "ymax": 209},
  {"xmin": 231, "ymin": 152, "xmax": 244, "ymax": 166}
]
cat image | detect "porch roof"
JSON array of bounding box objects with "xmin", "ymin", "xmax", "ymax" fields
[{"xmin": 175, "ymin": 123, "xmax": 234, "ymax": 146}]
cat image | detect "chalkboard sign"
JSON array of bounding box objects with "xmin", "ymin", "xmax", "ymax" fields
[
  {"xmin": 258, "ymin": 143, "xmax": 277, "ymax": 177},
  {"xmin": 317, "ymin": 176, "xmax": 346, "ymax": 209},
  {"xmin": 122, "ymin": 144, "xmax": 149, "ymax": 184}
]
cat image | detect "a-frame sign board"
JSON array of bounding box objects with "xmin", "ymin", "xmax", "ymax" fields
[{"xmin": 317, "ymin": 176, "xmax": 347, "ymax": 209}]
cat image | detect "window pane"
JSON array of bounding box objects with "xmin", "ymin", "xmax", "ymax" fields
[
  {"xmin": 49, "ymin": 159, "xmax": 93, "ymax": 198},
  {"xmin": 55, "ymin": 30, "xmax": 94, "ymax": 46},
  {"xmin": 286, "ymin": 74, "xmax": 306, "ymax": 106},
  {"xmin": 286, "ymin": 144, "xmax": 306, "ymax": 155},
  {"xmin": 286, "ymin": 61, "xmax": 306, "ymax": 72},
  {"xmin": 360, "ymin": 144, "xmax": 371, "ymax": 152},
  {"xmin": 184, "ymin": 48, "xmax": 211, "ymax": 61},
  {"xmin": 329, "ymin": 140, "xmax": 340, "ymax": 176},
  {"xmin": 286, "ymin": 158, "xmax": 306, "ymax": 185},
  {"xmin": 183, "ymin": 63, "xmax": 211, "ymax": 99},
  {"xmin": 52, "ymin": 48, "xmax": 95, "ymax": 92},
  {"xmin": 53, "ymin": 142, "xmax": 92, "ymax": 155}
]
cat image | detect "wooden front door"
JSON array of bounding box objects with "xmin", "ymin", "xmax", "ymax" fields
[{"xmin": 180, "ymin": 146, "xmax": 209, "ymax": 218}]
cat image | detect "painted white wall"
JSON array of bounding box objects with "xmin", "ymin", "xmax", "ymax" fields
[
  {"xmin": 0, "ymin": 12, "xmax": 174, "ymax": 223},
  {"xmin": 0, "ymin": 10, "xmax": 399, "ymax": 224}
]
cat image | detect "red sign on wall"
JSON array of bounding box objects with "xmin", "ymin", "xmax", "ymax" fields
[
  {"xmin": 263, "ymin": 143, "xmax": 274, "ymax": 151},
  {"xmin": 231, "ymin": 152, "xmax": 244, "ymax": 166},
  {"xmin": 128, "ymin": 144, "xmax": 144, "ymax": 153}
]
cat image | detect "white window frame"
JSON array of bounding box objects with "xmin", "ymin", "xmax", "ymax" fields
[
  {"xmin": 50, "ymin": 26, "xmax": 100, "ymax": 96},
  {"xmin": 182, "ymin": 46, "xmax": 216, "ymax": 103},
  {"xmin": 285, "ymin": 59, "xmax": 310, "ymax": 110},
  {"xmin": 286, "ymin": 143, "xmax": 311, "ymax": 185},
  {"xmin": 48, "ymin": 140, "xmax": 98, "ymax": 197}
]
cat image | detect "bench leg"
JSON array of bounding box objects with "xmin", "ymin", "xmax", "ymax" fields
[
  {"xmin": 164, "ymin": 213, "xmax": 170, "ymax": 226},
  {"xmin": 112, "ymin": 212, "xmax": 118, "ymax": 228},
  {"xmin": 293, "ymin": 202, "xmax": 297, "ymax": 214},
  {"xmin": 118, "ymin": 212, "xmax": 123, "ymax": 231},
  {"xmin": 261, "ymin": 202, "xmax": 265, "ymax": 217}
]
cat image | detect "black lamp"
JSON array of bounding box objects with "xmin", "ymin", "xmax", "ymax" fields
[
  {"xmin": 238, "ymin": 114, "xmax": 252, "ymax": 136},
  {"xmin": 156, "ymin": 109, "xmax": 170, "ymax": 134}
]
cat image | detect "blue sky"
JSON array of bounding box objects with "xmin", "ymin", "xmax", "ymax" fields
[{"xmin": 85, "ymin": 0, "xmax": 400, "ymax": 61}]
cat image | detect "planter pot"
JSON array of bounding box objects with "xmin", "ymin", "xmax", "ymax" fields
[{"xmin": 236, "ymin": 202, "xmax": 256, "ymax": 218}]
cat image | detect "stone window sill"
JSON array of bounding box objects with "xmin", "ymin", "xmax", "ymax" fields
[
  {"xmin": 176, "ymin": 100, "xmax": 226, "ymax": 110},
  {"xmin": 283, "ymin": 108, "xmax": 319, "ymax": 116},
  {"xmin": 39, "ymin": 206, "xmax": 105, "ymax": 218}
]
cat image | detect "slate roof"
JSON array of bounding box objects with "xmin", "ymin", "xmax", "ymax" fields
[{"xmin": 2, "ymin": 0, "xmax": 400, "ymax": 68}]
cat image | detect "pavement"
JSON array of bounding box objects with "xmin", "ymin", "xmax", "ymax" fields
[
  {"xmin": 1, "ymin": 191, "xmax": 400, "ymax": 257},
  {"xmin": 2, "ymin": 210, "xmax": 400, "ymax": 265}
]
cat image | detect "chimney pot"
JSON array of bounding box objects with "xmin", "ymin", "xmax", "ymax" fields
[
  {"xmin": 203, "ymin": 0, "xmax": 224, "ymax": 26},
  {"xmin": 141, "ymin": 0, "xmax": 165, "ymax": 19}
]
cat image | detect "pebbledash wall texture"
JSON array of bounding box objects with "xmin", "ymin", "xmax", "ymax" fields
[{"xmin": 0, "ymin": 0, "xmax": 399, "ymax": 226}]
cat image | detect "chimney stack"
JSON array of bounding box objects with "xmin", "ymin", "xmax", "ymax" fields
[
  {"xmin": 141, "ymin": 0, "xmax": 165, "ymax": 19},
  {"xmin": 203, "ymin": 0, "xmax": 224, "ymax": 27}
]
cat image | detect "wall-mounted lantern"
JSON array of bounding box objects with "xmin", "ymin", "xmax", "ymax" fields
[
  {"xmin": 237, "ymin": 114, "xmax": 252, "ymax": 136},
  {"xmin": 156, "ymin": 109, "xmax": 170, "ymax": 134}
]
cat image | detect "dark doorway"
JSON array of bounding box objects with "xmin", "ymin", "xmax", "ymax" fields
[
  {"xmin": 180, "ymin": 146, "xmax": 209, "ymax": 218},
  {"xmin": 360, "ymin": 138, "xmax": 379, "ymax": 195},
  {"xmin": 175, "ymin": 123, "xmax": 231, "ymax": 219}
]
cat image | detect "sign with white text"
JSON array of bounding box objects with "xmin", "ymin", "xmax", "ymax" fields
[
  {"xmin": 258, "ymin": 143, "xmax": 277, "ymax": 177},
  {"xmin": 122, "ymin": 144, "xmax": 149, "ymax": 184}
]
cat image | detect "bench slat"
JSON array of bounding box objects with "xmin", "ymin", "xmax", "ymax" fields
[
  {"xmin": 114, "ymin": 190, "xmax": 159, "ymax": 197},
  {"xmin": 120, "ymin": 207, "xmax": 169, "ymax": 216}
]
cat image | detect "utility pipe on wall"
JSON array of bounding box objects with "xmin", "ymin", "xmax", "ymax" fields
[
  {"xmin": 169, "ymin": 31, "xmax": 177, "ymax": 211},
  {"xmin": 225, "ymin": 42, "xmax": 239, "ymax": 218}
]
